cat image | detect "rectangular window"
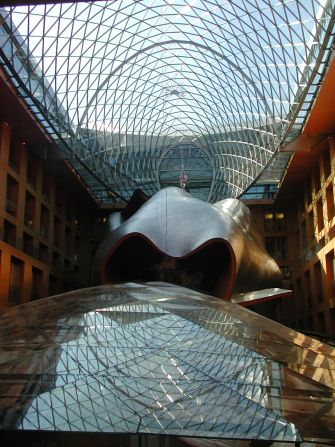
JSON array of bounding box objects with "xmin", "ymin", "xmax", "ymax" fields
[
  {"xmin": 316, "ymin": 199, "xmax": 324, "ymax": 232},
  {"xmin": 314, "ymin": 261, "xmax": 323, "ymax": 303},
  {"xmin": 280, "ymin": 266, "xmax": 290, "ymax": 280},
  {"xmin": 53, "ymin": 251, "xmax": 61, "ymax": 272},
  {"xmin": 38, "ymin": 243, "xmax": 48, "ymax": 263},
  {"xmin": 265, "ymin": 237, "xmax": 287, "ymax": 260},
  {"xmin": 65, "ymin": 226, "xmax": 72, "ymax": 256},
  {"xmin": 307, "ymin": 315, "xmax": 313, "ymax": 331},
  {"xmin": 55, "ymin": 189, "xmax": 63, "ymax": 213},
  {"xmin": 6, "ymin": 174, "xmax": 19, "ymax": 217},
  {"xmin": 264, "ymin": 212, "xmax": 274, "ymax": 232},
  {"xmin": 314, "ymin": 165, "xmax": 321, "ymax": 193},
  {"xmin": 304, "ymin": 270, "xmax": 311, "ymax": 309},
  {"xmin": 42, "ymin": 175, "xmax": 51, "ymax": 202},
  {"xmin": 3, "ymin": 220, "xmax": 16, "ymax": 247},
  {"xmin": 274, "ymin": 212, "xmax": 286, "ymax": 231},
  {"xmin": 318, "ymin": 312, "xmax": 325, "ymax": 334},
  {"xmin": 301, "ymin": 220, "xmax": 307, "ymax": 250},
  {"xmin": 323, "ymin": 147, "xmax": 331, "ymax": 180},
  {"xmin": 24, "ymin": 191, "xmax": 36, "ymax": 229},
  {"xmin": 27, "ymin": 154, "xmax": 38, "ymax": 187},
  {"xmin": 294, "ymin": 278, "xmax": 302, "ymax": 306},
  {"xmin": 32, "ymin": 267, "xmax": 43, "ymax": 300},
  {"xmin": 8, "ymin": 257, "xmax": 23, "ymax": 306},
  {"xmin": 23, "ymin": 232, "xmax": 34, "ymax": 257},
  {"xmin": 54, "ymin": 217, "xmax": 62, "ymax": 248},
  {"xmin": 40, "ymin": 206, "xmax": 49, "ymax": 239},
  {"xmin": 8, "ymin": 140, "xmax": 21, "ymax": 173},
  {"xmin": 308, "ymin": 211, "xmax": 314, "ymax": 241},
  {"xmin": 264, "ymin": 211, "xmax": 286, "ymax": 232},
  {"xmin": 49, "ymin": 274, "xmax": 58, "ymax": 296},
  {"xmin": 326, "ymin": 250, "xmax": 335, "ymax": 299},
  {"xmin": 306, "ymin": 182, "xmax": 312, "ymax": 205},
  {"xmin": 326, "ymin": 184, "xmax": 334, "ymax": 222}
]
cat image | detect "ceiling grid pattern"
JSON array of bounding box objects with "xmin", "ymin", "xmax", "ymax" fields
[{"xmin": 0, "ymin": 0, "xmax": 334, "ymax": 203}]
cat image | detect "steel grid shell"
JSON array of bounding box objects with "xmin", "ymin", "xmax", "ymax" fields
[{"xmin": 0, "ymin": 1, "xmax": 334, "ymax": 202}]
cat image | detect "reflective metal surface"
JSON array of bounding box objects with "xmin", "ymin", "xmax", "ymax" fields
[
  {"xmin": 231, "ymin": 288, "xmax": 292, "ymax": 307},
  {"xmin": 0, "ymin": 282, "xmax": 334, "ymax": 443},
  {"xmin": 95, "ymin": 187, "xmax": 282, "ymax": 299}
]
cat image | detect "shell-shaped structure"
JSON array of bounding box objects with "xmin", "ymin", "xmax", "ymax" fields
[{"xmin": 95, "ymin": 187, "xmax": 282, "ymax": 299}]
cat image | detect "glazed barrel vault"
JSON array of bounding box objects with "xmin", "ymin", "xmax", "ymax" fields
[{"xmin": 95, "ymin": 187, "xmax": 282, "ymax": 299}]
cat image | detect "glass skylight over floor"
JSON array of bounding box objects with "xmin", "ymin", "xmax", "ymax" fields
[
  {"xmin": 0, "ymin": 1, "xmax": 334, "ymax": 203},
  {"xmin": 0, "ymin": 282, "xmax": 334, "ymax": 444}
]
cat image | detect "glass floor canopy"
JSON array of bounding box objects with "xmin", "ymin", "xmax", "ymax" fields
[
  {"xmin": 0, "ymin": 282, "xmax": 334, "ymax": 445},
  {"xmin": 0, "ymin": 1, "xmax": 335, "ymax": 204}
]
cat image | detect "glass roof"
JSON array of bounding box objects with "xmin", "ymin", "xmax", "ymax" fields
[
  {"xmin": 0, "ymin": 282, "xmax": 334, "ymax": 442},
  {"xmin": 0, "ymin": 1, "xmax": 334, "ymax": 204}
]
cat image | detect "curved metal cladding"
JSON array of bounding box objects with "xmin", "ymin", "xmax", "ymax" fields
[{"xmin": 95, "ymin": 187, "xmax": 281, "ymax": 299}]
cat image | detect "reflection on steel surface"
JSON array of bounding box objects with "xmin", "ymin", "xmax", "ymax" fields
[
  {"xmin": 0, "ymin": 283, "xmax": 334, "ymax": 443},
  {"xmin": 95, "ymin": 187, "xmax": 282, "ymax": 299},
  {"xmin": 231, "ymin": 288, "xmax": 292, "ymax": 307}
]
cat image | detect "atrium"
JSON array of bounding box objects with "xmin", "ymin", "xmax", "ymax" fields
[{"xmin": 0, "ymin": 1, "xmax": 335, "ymax": 446}]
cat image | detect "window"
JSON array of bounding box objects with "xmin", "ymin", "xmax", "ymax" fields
[
  {"xmin": 314, "ymin": 261, "xmax": 323, "ymax": 303},
  {"xmin": 293, "ymin": 278, "xmax": 302, "ymax": 314},
  {"xmin": 308, "ymin": 211, "xmax": 314, "ymax": 241},
  {"xmin": 54, "ymin": 217, "xmax": 62, "ymax": 248},
  {"xmin": 23, "ymin": 232, "xmax": 34, "ymax": 257},
  {"xmin": 6, "ymin": 174, "xmax": 18, "ymax": 217},
  {"xmin": 55, "ymin": 188, "xmax": 63, "ymax": 213},
  {"xmin": 316, "ymin": 199, "xmax": 324, "ymax": 232},
  {"xmin": 326, "ymin": 184, "xmax": 334, "ymax": 222},
  {"xmin": 305, "ymin": 182, "xmax": 312, "ymax": 205},
  {"xmin": 314, "ymin": 165, "xmax": 321, "ymax": 193},
  {"xmin": 304, "ymin": 270, "xmax": 312, "ymax": 309},
  {"xmin": 280, "ymin": 266, "xmax": 290, "ymax": 280},
  {"xmin": 264, "ymin": 211, "xmax": 286, "ymax": 232},
  {"xmin": 318, "ymin": 312, "xmax": 325, "ymax": 334},
  {"xmin": 307, "ymin": 315, "xmax": 313, "ymax": 331},
  {"xmin": 8, "ymin": 139, "xmax": 21, "ymax": 173},
  {"xmin": 65, "ymin": 227, "xmax": 72, "ymax": 256},
  {"xmin": 8, "ymin": 257, "xmax": 23, "ymax": 306},
  {"xmin": 265, "ymin": 237, "xmax": 287, "ymax": 261},
  {"xmin": 38, "ymin": 243, "xmax": 48, "ymax": 263},
  {"xmin": 31, "ymin": 267, "xmax": 43, "ymax": 300},
  {"xmin": 24, "ymin": 191, "xmax": 36, "ymax": 229},
  {"xmin": 3, "ymin": 220, "xmax": 16, "ymax": 247},
  {"xmin": 26, "ymin": 153, "xmax": 38, "ymax": 187},
  {"xmin": 326, "ymin": 250, "xmax": 335, "ymax": 300},
  {"xmin": 301, "ymin": 220, "xmax": 307, "ymax": 249},
  {"xmin": 49, "ymin": 275, "xmax": 58, "ymax": 296},
  {"xmin": 52, "ymin": 251, "xmax": 61, "ymax": 272},
  {"xmin": 40, "ymin": 206, "xmax": 49, "ymax": 239},
  {"xmin": 42, "ymin": 175, "xmax": 51, "ymax": 202},
  {"xmin": 323, "ymin": 147, "xmax": 331, "ymax": 180}
]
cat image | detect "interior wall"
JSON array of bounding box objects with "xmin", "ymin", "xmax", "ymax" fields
[
  {"xmin": 0, "ymin": 121, "xmax": 105, "ymax": 313},
  {"xmin": 247, "ymin": 135, "xmax": 335, "ymax": 337}
]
